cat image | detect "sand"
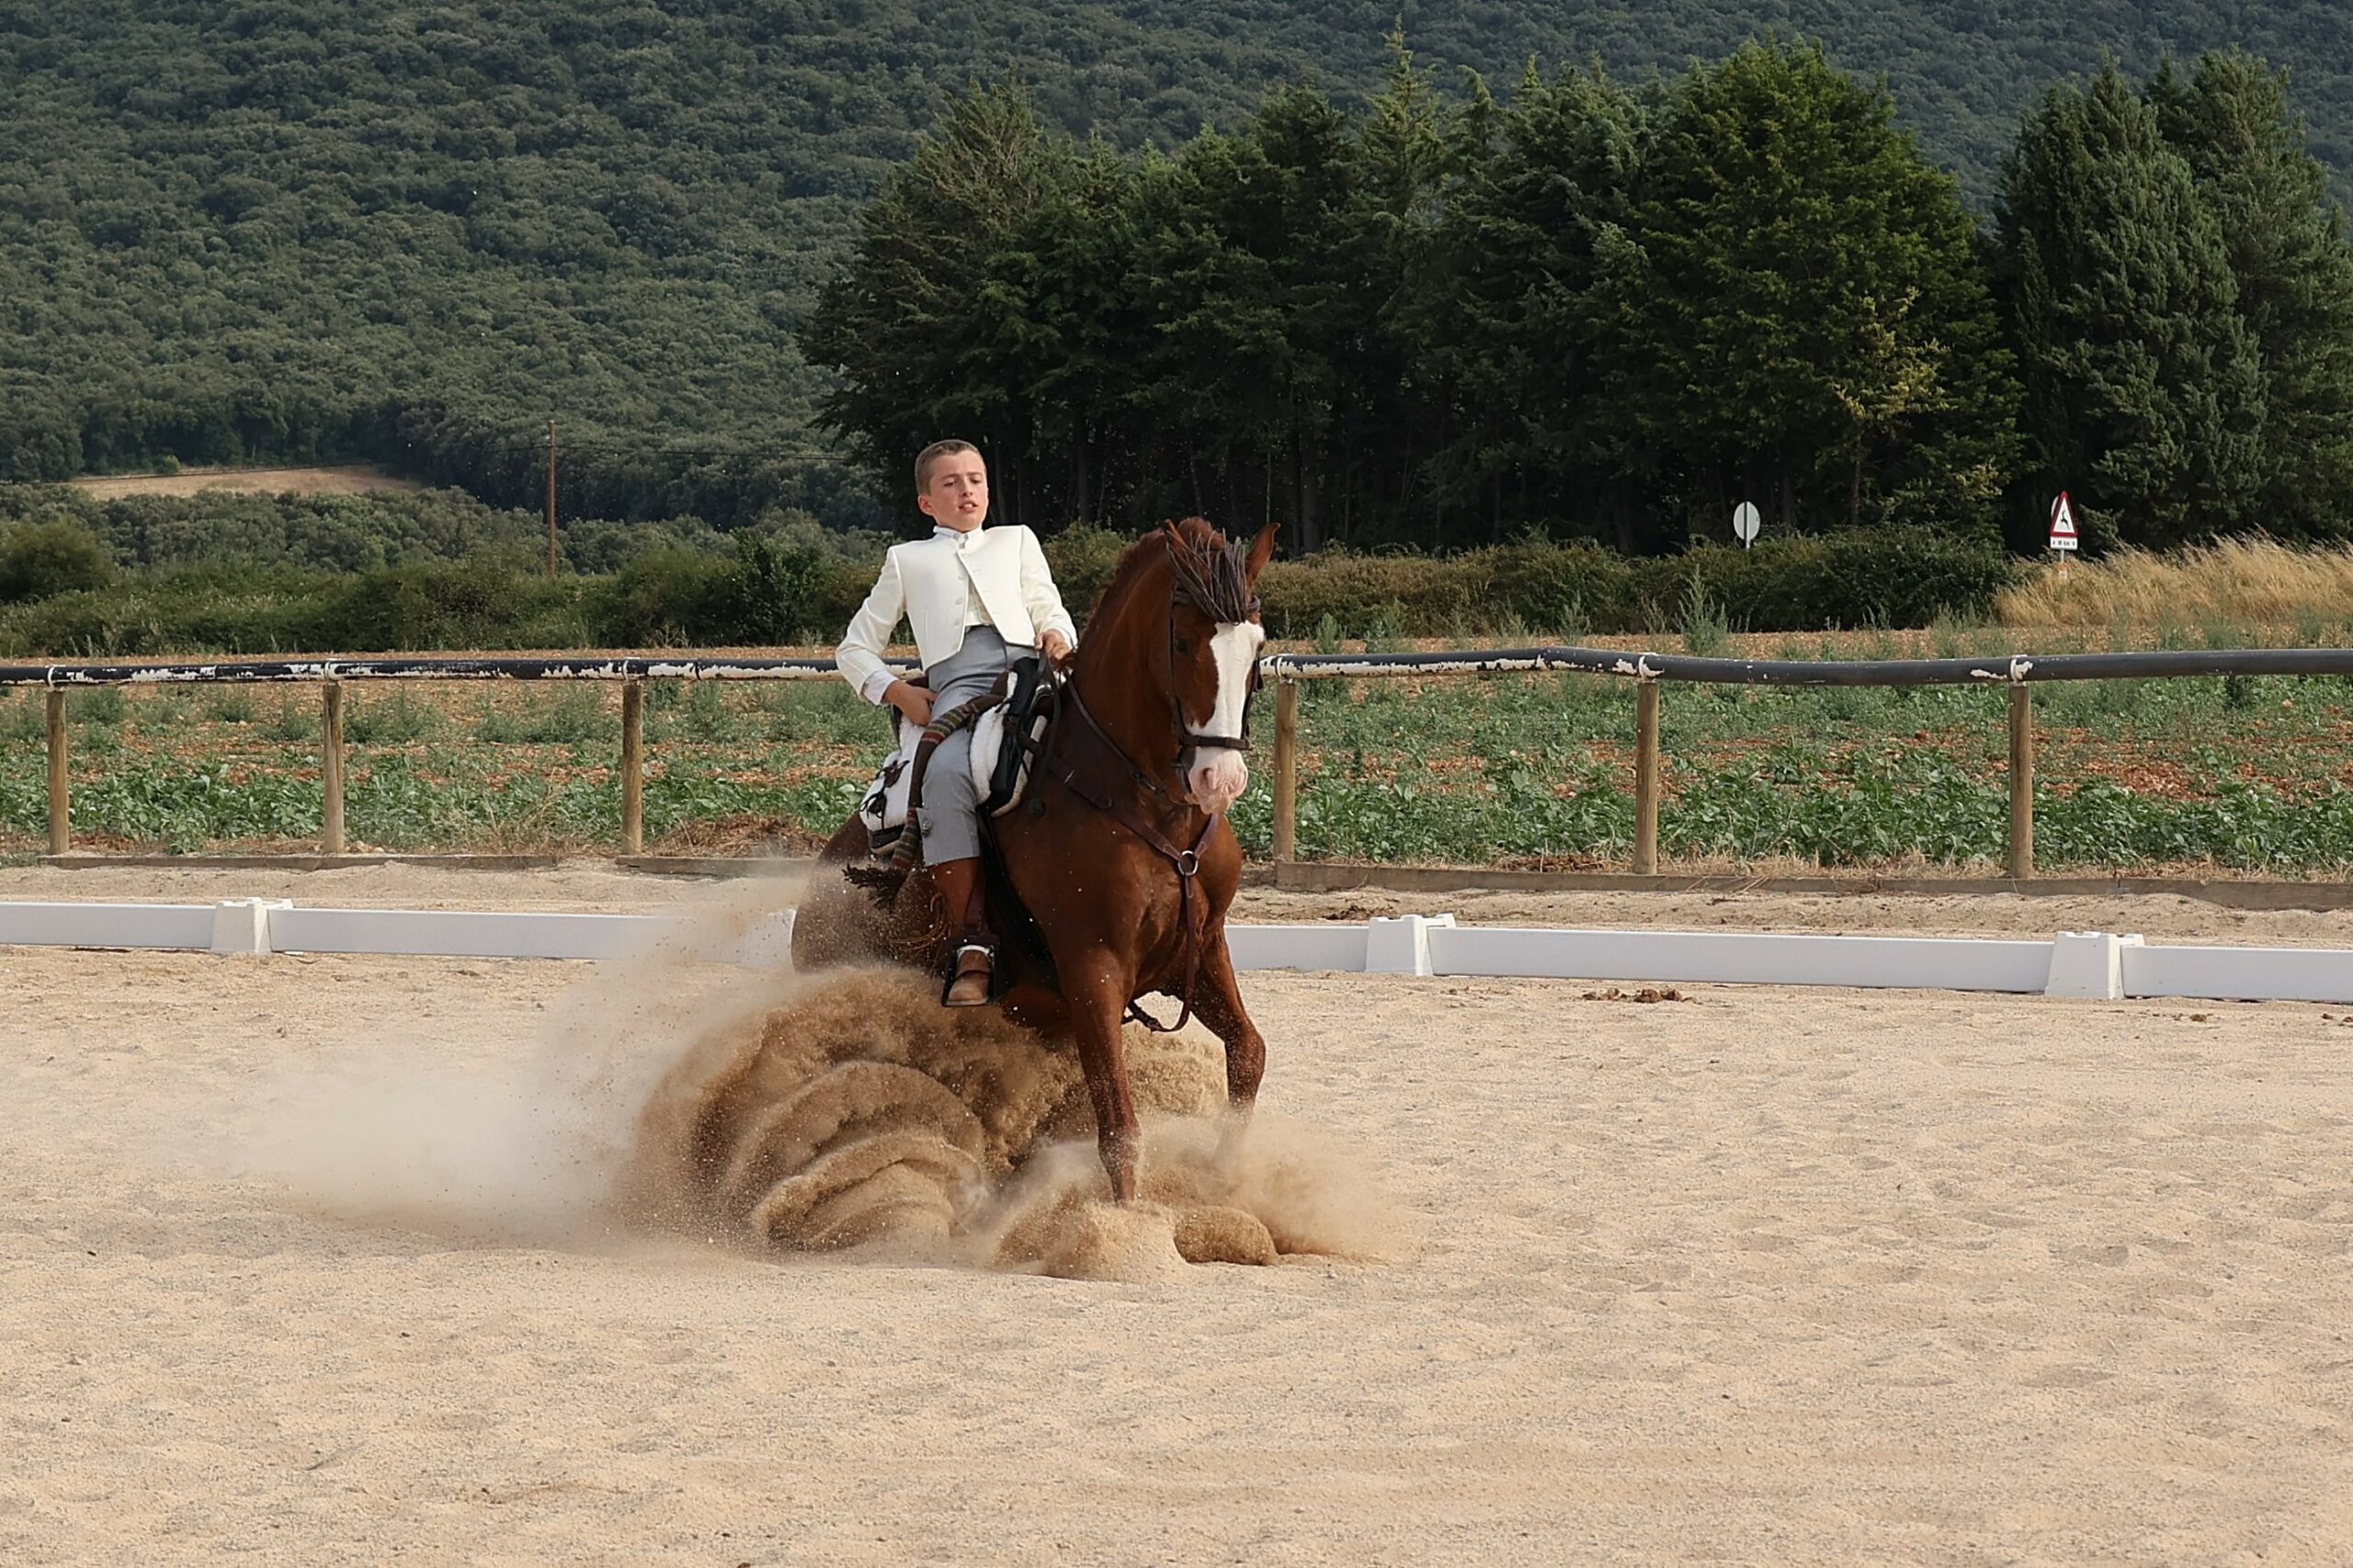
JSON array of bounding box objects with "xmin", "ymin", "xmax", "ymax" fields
[{"xmin": 5, "ymin": 868, "xmax": 2352, "ymax": 1564}]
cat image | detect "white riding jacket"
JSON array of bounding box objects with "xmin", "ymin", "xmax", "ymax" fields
[{"xmin": 834, "ymin": 523, "xmax": 1078, "ymax": 704}]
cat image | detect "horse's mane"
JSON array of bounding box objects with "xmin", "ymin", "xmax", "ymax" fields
[{"xmin": 1087, "ymin": 517, "xmax": 1255, "ymax": 635}]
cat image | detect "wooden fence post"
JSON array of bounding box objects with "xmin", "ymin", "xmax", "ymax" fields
[
  {"xmin": 1633, "ymin": 679, "xmax": 1661, "ymax": 875},
  {"xmin": 620, "ymin": 677, "xmax": 644, "ymax": 856},
  {"xmin": 320, "ymin": 679, "xmax": 346, "ymax": 855},
  {"xmin": 45, "ymin": 687, "xmax": 67, "ymax": 856},
  {"xmin": 1271, "ymin": 676, "xmax": 1299, "ymax": 866},
  {"xmin": 2007, "ymin": 682, "xmax": 2034, "ymax": 881}
]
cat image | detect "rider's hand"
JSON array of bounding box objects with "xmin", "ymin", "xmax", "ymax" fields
[
  {"xmin": 886, "ymin": 680, "xmax": 934, "ymax": 726},
  {"xmin": 1040, "ymin": 631, "xmax": 1073, "ymax": 665}
]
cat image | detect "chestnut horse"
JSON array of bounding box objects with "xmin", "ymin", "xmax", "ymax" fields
[{"xmin": 792, "ymin": 517, "xmax": 1276, "ymax": 1202}]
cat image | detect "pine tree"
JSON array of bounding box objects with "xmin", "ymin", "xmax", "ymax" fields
[
  {"xmin": 1995, "ymin": 67, "xmax": 2266, "ymax": 549},
  {"xmin": 2150, "ymin": 51, "xmax": 2353, "ymax": 539},
  {"xmin": 1415, "ymin": 62, "xmax": 1651, "ymax": 546},
  {"xmin": 803, "ymin": 79, "xmax": 1078, "ymax": 522}
]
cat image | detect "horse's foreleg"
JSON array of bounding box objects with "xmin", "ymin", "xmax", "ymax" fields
[
  {"xmin": 1189, "ymin": 931, "xmax": 1266, "ymax": 1109},
  {"xmin": 1063, "ymin": 960, "xmax": 1142, "ymax": 1203}
]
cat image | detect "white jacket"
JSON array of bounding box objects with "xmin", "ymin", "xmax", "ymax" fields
[{"xmin": 834, "ymin": 524, "xmax": 1078, "ymax": 703}]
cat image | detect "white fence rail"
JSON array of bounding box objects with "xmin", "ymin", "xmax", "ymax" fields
[{"xmin": 6, "ymin": 901, "xmax": 2348, "ymax": 1005}]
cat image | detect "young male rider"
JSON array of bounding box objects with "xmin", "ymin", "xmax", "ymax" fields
[{"xmin": 833, "ymin": 439, "xmax": 1077, "ymax": 1006}]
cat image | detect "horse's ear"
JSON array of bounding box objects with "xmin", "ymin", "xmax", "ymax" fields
[{"xmin": 1245, "ymin": 522, "xmax": 1278, "ymax": 582}]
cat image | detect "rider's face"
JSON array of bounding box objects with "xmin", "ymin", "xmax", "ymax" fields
[{"xmin": 916, "ymin": 451, "xmax": 990, "ymax": 532}]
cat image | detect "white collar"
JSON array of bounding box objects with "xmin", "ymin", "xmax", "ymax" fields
[{"xmin": 931, "ymin": 523, "xmax": 985, "ymax": 546}]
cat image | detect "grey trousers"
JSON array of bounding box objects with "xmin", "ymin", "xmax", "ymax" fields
[{"xmin": 919, "ymin": 626, "xmax": 1028, "ymax": 864}]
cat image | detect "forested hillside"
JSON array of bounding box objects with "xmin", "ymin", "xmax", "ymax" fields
[{"xmin": 3, "ymin": 1, "xmax": 2349, "ymax": 529}]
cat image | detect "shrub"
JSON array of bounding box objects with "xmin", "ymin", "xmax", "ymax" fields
[
  {"xmin": 0, "ymin": 510, "xmax": 2020, "ymax": 655},
  {"xmin": 1245, "ymin": 528, "xmax": 2008, "ymax": 639},
  {"xmin": 1044, "ymin": 525, "xmax": 1134, "ymax": 617},
  {"xmin": 1622, "ymin": 528, "xmax": 2015, "ymax": 634},
  {"xmin": 695, "ymin": 535, "xmax": 824, "ymax": 644},
  {"xmin": 289, "ymin": 560, "xmax": 579, "ymax": 651},
  {"xmin": 591, "ymin": 549, "xmax": 723, "ymax": 646},
  {"xmin": 0, "ymin": 520, "xmax": 115, "ymax": 601}
]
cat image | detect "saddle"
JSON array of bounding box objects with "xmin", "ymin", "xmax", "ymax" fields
[{"xmin": 854, "ymin": 654, "xmax": 1060, "ymax": 860}]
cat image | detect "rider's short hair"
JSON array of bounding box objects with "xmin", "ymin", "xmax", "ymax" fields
[{"xmin": 914, "ymin": 439, "xmax": 981, "ymax": 494}]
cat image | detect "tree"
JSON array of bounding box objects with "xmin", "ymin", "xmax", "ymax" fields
[
  {"xmin": 2150, "ymin": 51, "xmax": 2353, "ymax": 538},
  {"xmin": 1995, "ymin": 67, "xmax": 2266, "ymax": 550},
  {"xmin": 1414, "ymin": 61, "xmax": 1650, "ymax": 546},
  {"xmin": 802, "ymin": 79, "xmax": 1082, "ymax": 528},
  {"xmin": 1595, "ymin": 39, "xmax": 2015, "ymax": 545}
]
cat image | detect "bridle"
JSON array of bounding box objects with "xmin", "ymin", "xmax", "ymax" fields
[
  {"xmin": 1158, "ymin": 523, "xmax": 1264, "ymax": 773},
  {"xmin": 1050, "ymin": 525, "xmax": 1265, "ymax": 1031},
  {"xmin": 1063, "ymin": 526, "xmax": 1264, "ymax": 801}
]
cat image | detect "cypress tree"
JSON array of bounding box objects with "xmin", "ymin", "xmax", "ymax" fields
[
  {"xmin": 1121, "ymin": 86, "xmax": 1365, "ymax": 540},
  {"xmin": 803, "ymin": 80, "xmax": 1078, "ymax": 522},
  {"xmin": 2149, "ymin": 51, "xmax": 2353, "ymax": 539},
  {"xmin": 1416, "ymin": 62, "xmax": 1651, "ymax": 547},
  {"xmin": 1995, "ymin": 67, "xmax": 2266, "ymax": 550},
  {"xmin": 1344, "ymin": 35, "xmax": 1451, "ymax": 548}
]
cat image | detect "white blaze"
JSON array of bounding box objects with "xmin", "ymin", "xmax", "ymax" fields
[{"xmin": 1187, "ymin": 620, "xmax": 1265, "ymax": 812}]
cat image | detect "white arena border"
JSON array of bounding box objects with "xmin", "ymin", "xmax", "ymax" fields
[{"xmin": 3, "ymin": 900, "xmax": 2350, "ymax": 1005}]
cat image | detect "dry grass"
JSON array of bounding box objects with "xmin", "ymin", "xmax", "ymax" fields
[
  {"xmin": 1995, "ymin": 536, "xmax": 2353, "ymax": 631},
  {"xmin": 65, "ymin": 464, "xmax": 421, "ymax": 499}
]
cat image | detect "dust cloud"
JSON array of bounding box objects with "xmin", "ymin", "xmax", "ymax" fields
[
  {"xmin": 221, "ymin": 876, "xmax": 1404, "ymax": 1278},
  {"xmin": 615, "ymin": 965, "xmax": 1409, "ymax": 1281},
  {"xmin": 218, "ymin": 878, "xmax": 803, "ymax": 1246}
]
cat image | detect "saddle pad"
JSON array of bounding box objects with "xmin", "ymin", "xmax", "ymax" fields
[
  {"xmin": 856, "ymin": 713, "xmax": 926, "ymax": 837},
  {"xmin": 855, "ymin": 657, "xmax": 1051, "ymax": 838}
]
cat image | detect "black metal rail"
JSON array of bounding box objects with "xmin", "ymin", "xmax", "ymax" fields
[
  {"xmin": 6, "ymin": 644, "xmax": 2352, "ymax": 687},
  {"xmin": 1265, "ymin": 644, "xmax": 2353, "ymax": 685}
]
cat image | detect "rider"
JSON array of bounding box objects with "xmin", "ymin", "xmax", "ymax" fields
[{"xmin": 834, "ymin": 438, "xmax": 1077, "ymax": 1006}]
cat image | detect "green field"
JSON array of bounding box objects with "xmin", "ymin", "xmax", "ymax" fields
[{"xmin": 5, "ymin": 626, "xmax": 2349, "ymax": 872}]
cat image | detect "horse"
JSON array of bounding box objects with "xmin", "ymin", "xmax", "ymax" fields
[{"xmin": 791, "ymin": 517, "xmax": 1277, "ymax": 1203}]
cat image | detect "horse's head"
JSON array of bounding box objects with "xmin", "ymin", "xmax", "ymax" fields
[
  {"xmin": 1078, "ymin": 517, "xmax": 1278, "ymax": 815},
  {"xmin": 1161, "ymin": 517, "xmax": 1276, "ymax": 812}
]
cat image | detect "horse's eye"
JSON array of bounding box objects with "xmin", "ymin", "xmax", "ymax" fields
[{"xmin": 1174, "ymin": 638, "xmax": 1191, "ymax": 654}]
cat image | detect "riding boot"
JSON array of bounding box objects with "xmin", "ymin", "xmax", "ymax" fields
[{"xmin": 927, "ymin": 857, "xmax": 995, "ymax": 1007}]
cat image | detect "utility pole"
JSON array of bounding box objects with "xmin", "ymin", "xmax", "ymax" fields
[{"xmin": 544, "ymin": 420, "xmax": 558, "ymax": 578}]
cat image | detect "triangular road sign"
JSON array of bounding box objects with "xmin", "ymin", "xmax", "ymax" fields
[{"xmin": 2048, "ymin": 491, "xmax": 2079, "ymax": 551}]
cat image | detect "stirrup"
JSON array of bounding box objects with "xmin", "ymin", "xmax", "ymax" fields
[{"xmin": 942, "ymin": 935, "xmax": 997, "ymax": 1007}]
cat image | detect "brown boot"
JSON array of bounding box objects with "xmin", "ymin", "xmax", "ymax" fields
[{"xmin": 927, "ymin": 857, "xmax": 995, "ymax": 1007}]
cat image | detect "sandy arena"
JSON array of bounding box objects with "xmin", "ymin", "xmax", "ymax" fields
[{"xmin": 4, "ymin": 864, "xmax": 2351, "ymax": 1564}]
